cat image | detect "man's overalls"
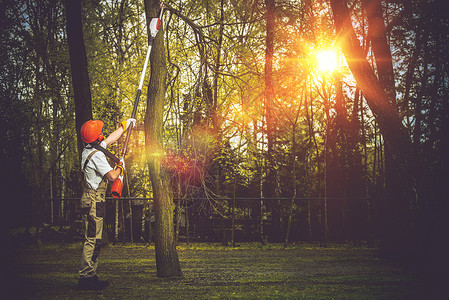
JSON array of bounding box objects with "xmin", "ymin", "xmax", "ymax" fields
[{"xmin": 79, "ymin": 150, "xmax": 107, "ymax": 278}]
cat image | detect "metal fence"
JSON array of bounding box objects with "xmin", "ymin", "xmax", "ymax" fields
[{"xmin": 45, "ymin": 196, "xmax": 371, "ymax": 244}]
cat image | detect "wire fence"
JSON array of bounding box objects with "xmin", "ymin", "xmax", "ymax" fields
[
  {"xmin": 44, "ymin": 196, "xmax": 372, "ymax": 244},
  {"xmin": 48, "ymin": 197, "xmax": 368, "ymax": 202}
]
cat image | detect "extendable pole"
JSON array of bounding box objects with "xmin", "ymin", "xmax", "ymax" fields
[
  {"xmin": 121, "ymin": 6, "xmax": 164, "ymax": 160},
  {"xmin": 121, "ymin": 39, "xmax": 153, "ymax": 160},
  {"xmin": 111, "ymin": 5, "xmax": 164, "ymax": 198}
]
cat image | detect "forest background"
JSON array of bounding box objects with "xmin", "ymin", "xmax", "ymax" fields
[{"xmin": 1, "ymin": 0, "xmax": 448, "ymax": 281}]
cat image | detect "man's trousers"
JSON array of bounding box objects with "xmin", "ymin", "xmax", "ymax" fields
[{"xmin": 79, "ymin": 180, "xmax": 107, "ymax": 278}]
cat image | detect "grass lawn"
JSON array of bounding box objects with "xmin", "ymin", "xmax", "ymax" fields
[{"xmin": 10, "ymin": 242, "xmax": 423, "ymax": 299}]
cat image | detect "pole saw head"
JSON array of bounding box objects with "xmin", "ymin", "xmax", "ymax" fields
[
  {"xmin": 149, "ymin": 18, "xmax": 160, "ymax": 38},
  {"xmin": 149, "ymin": 4, "xmax": 165, "ymax": 38}
]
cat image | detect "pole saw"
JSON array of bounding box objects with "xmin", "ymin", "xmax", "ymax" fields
[{"xmin": 111, "ymin": 4, "xmax": 165, "ymax": 198}]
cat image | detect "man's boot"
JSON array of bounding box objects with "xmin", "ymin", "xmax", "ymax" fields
[{"xmin": 77, "ymin": 276, "xmax": 109, "ymax": 290}]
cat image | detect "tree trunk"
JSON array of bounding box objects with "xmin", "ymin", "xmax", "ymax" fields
[
  {"xmin": 211, "ymin": 0, "xmax": 225, "ymax": 204},
  {"xmin": 304, "ymin": 83, "xmax": 314, "ymax": 241},
  {"xmin": 264, "ymin": 0, "xmax": 281, "ymax": 241},
  {"xmin": 329, "ymin": 0, "xmax": 411, "ymax": 159},
  {"xmin": 185, "ymin": 200, "xmax": 190, "ymax": 244},
  {"xmin": 264, "ymin": 0, "xmax": 275, "ymax": 194},
  {"xmin": 141, "ymin": 203, "xmax": 146, "ymax": 242},
  {"xmin": 284, "ymin": 123, "xmax": 297, "ymax": 247},
  {"xmin": 65, "ymin": 0, "xmax": 93, "ymax": 156},
  {"xmin": 144, "ymin": 0, "xmax": 182, "ymax": 278},
  {"xmin": 174, "ymin": 178, "xmax": 181, "ymax": 244},
  {"xmin": 329, "ymin": 0, "xmax": 417, "ymax": 258},
  {"xmin": 129, "ymin": 201, "xmax": 133, "ymax": 243},
  {"xmin": 363, "ymin": 0, "xmax": 406, "ymax": 254},
  {"xmin": 121, "ymin": 200, "xmax": 125, "ymax": 240},
  {"xmin": 115, "ymin": 199, "xmax": 119, "ymax": 243}
]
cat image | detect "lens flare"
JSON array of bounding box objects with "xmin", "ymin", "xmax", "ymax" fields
[{"xmin": 316, "ymin": 50, "xmax": 338, "ymax": 72}]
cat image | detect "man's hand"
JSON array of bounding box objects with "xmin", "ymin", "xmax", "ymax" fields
[
  {"xmin": 120, "ymin": 118, "xmax": 137, "ymax": 131},
  {"xmin": 115, "ymin": 159, "xmax": 125, "ymax": 176},
  {"xmin": 105, "ymin": 120, "xmax": 135, "ymax": 146}
]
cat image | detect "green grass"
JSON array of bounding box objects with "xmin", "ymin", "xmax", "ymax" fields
[{"xmin": 11, "ymin": 242, "xmax": 422, "ymax": 299}]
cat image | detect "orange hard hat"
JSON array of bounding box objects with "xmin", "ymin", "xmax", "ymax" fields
[{"xmin": 80, "ymin": 120, "xmax": 104, "ymax": 143}]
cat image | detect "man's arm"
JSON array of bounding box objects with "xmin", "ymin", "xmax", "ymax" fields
[
  {"xmin": 103, "ymin": 119, "xmax": 136, "ymax": 147},
  {"xmin": 105, "ymin": 167, "xmax": 122, "ymax": 182},
  {"xmin": 104, "ymin": 126, "xmax": 124, "ymax": 147}
]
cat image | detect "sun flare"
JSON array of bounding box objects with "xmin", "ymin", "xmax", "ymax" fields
[{"xmin": 316, "ymin": 50, "xmax": 338, "ymax": 72}]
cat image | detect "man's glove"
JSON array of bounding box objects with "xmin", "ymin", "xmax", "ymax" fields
[
  {"xmin": 115, "ymin": 159, "xmax": 125, "ymax": 175},
  {"xmin": 121, "ymin": 118, "xmax": 137, "ymax": 131}
]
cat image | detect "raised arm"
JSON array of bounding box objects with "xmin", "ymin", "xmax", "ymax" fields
[
  {"xmin": 103, "ymin": 119, "xmax": 136, "ymax": 147},
  {"xmin": 104, "ymin": 126, "xmax": 124, "ymax": 147}
]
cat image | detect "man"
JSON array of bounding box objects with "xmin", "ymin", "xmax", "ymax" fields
[{"xmin": 77, "ymin": 118, "xmax": 135, "ymax": 290}]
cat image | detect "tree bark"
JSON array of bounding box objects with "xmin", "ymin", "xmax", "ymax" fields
[
  {"xmin": 144, "ymin": 0, "xmax": 182, "ymax": 278},
  {"xmin": 65, "ymin": 0, "xmax": 93, "ymax": 157},
  {"xmin": 329, "ymin": 0, "xmax": 409, "ymax": 153},
  {"xmin": 264, "ymin": 0, "xmax": 275, "ymax": 194},
  {"xmin": 329, "ymin": 0, "xmax": 417, "ymax": 258},
  {"xmin": 264, "ymin": 0, "xmax": 282, "ymax": 241},
  {"xmin": 284, "ymin": 123, "xmax": 297, "ymax": 248},
  {"xmin": 362, "ymin": 0, "xmax": 396, "ymax": 101}
]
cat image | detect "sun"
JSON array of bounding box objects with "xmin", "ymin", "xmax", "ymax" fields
[{"xmin": 316, "ymin": 50, "xmax": 338, "ymax": 73}]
